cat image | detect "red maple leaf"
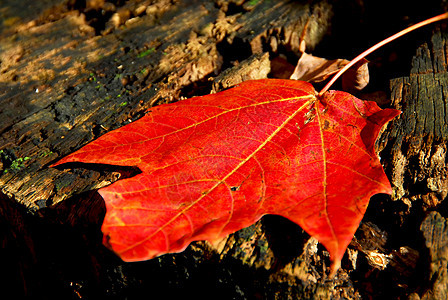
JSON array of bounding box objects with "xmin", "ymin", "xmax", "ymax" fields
[{"xmin": 52, "ymin": 79, "xmax": 400, "ymax": 273}]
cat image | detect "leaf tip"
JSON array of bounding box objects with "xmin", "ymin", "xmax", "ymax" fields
[
  {"xmin": 49, "ymin": 154, "xmax": 76, "ymax": 168},
  {"xmin": 329, "ymin": 259, "xmax": 341, "ymax": 278}
]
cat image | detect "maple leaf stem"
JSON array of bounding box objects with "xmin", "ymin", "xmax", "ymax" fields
[{"xmin": 318, "ymin": 12, "xmax": 448, "ymax": 97}]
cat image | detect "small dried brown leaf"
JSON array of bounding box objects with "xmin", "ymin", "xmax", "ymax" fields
[
  {"xmin": 290, "ymin": 52, "xmax": 348, "ymax": 83},
  {"xmin": 290, "ymin": 52, "xmax": 369, "ymax": 92},
  {"xmin": 341, "ymin": 58, "xmax": 369, "ymax": 93}
]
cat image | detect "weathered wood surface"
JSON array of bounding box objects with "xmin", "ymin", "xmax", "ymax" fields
[
  {"xmin": 0, "ymin": 0, "xmax": 330, "ymax": 209},
  {"xmin": 379, "ymin": 26, "xmax": 448, "ymax": 300},
  {"xmin": 0, "ymin": 0, "xmax": 447, "ymax": 298}
]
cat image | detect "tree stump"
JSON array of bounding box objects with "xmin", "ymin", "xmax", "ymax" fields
[
  {"xmin": 0, "ymin": 0, "xmax": 447, "ymax": 299},
  {"xmin": 379, "ymin": 26, "xmax": 448, "ymax": 300}
]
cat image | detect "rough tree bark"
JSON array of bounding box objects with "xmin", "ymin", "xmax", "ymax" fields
[
  {"xmin": 0, "ymin": 0, "xmax": 447, "ymax": 299},
  {"xmin": 380, "ymin": 27, "xmax": 448, "ymax": 300}
]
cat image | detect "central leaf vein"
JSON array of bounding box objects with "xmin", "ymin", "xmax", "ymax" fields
[{"xmin": 118, "ymin": 95, "xmax": 317, "ymax": 254}]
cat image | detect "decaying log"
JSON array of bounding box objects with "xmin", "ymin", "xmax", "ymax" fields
[
  {"xmin": 380, "ymin": 26, "xmax": 448, "ymax": 300},
  {"xmin": 0, "ymin": 0, "xmax": 331, "ymax": 209}
]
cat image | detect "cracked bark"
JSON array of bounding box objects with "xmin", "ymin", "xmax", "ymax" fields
[{"xmin": 380, "ymin": 27, "xmax": 448, "ymax": 300}]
